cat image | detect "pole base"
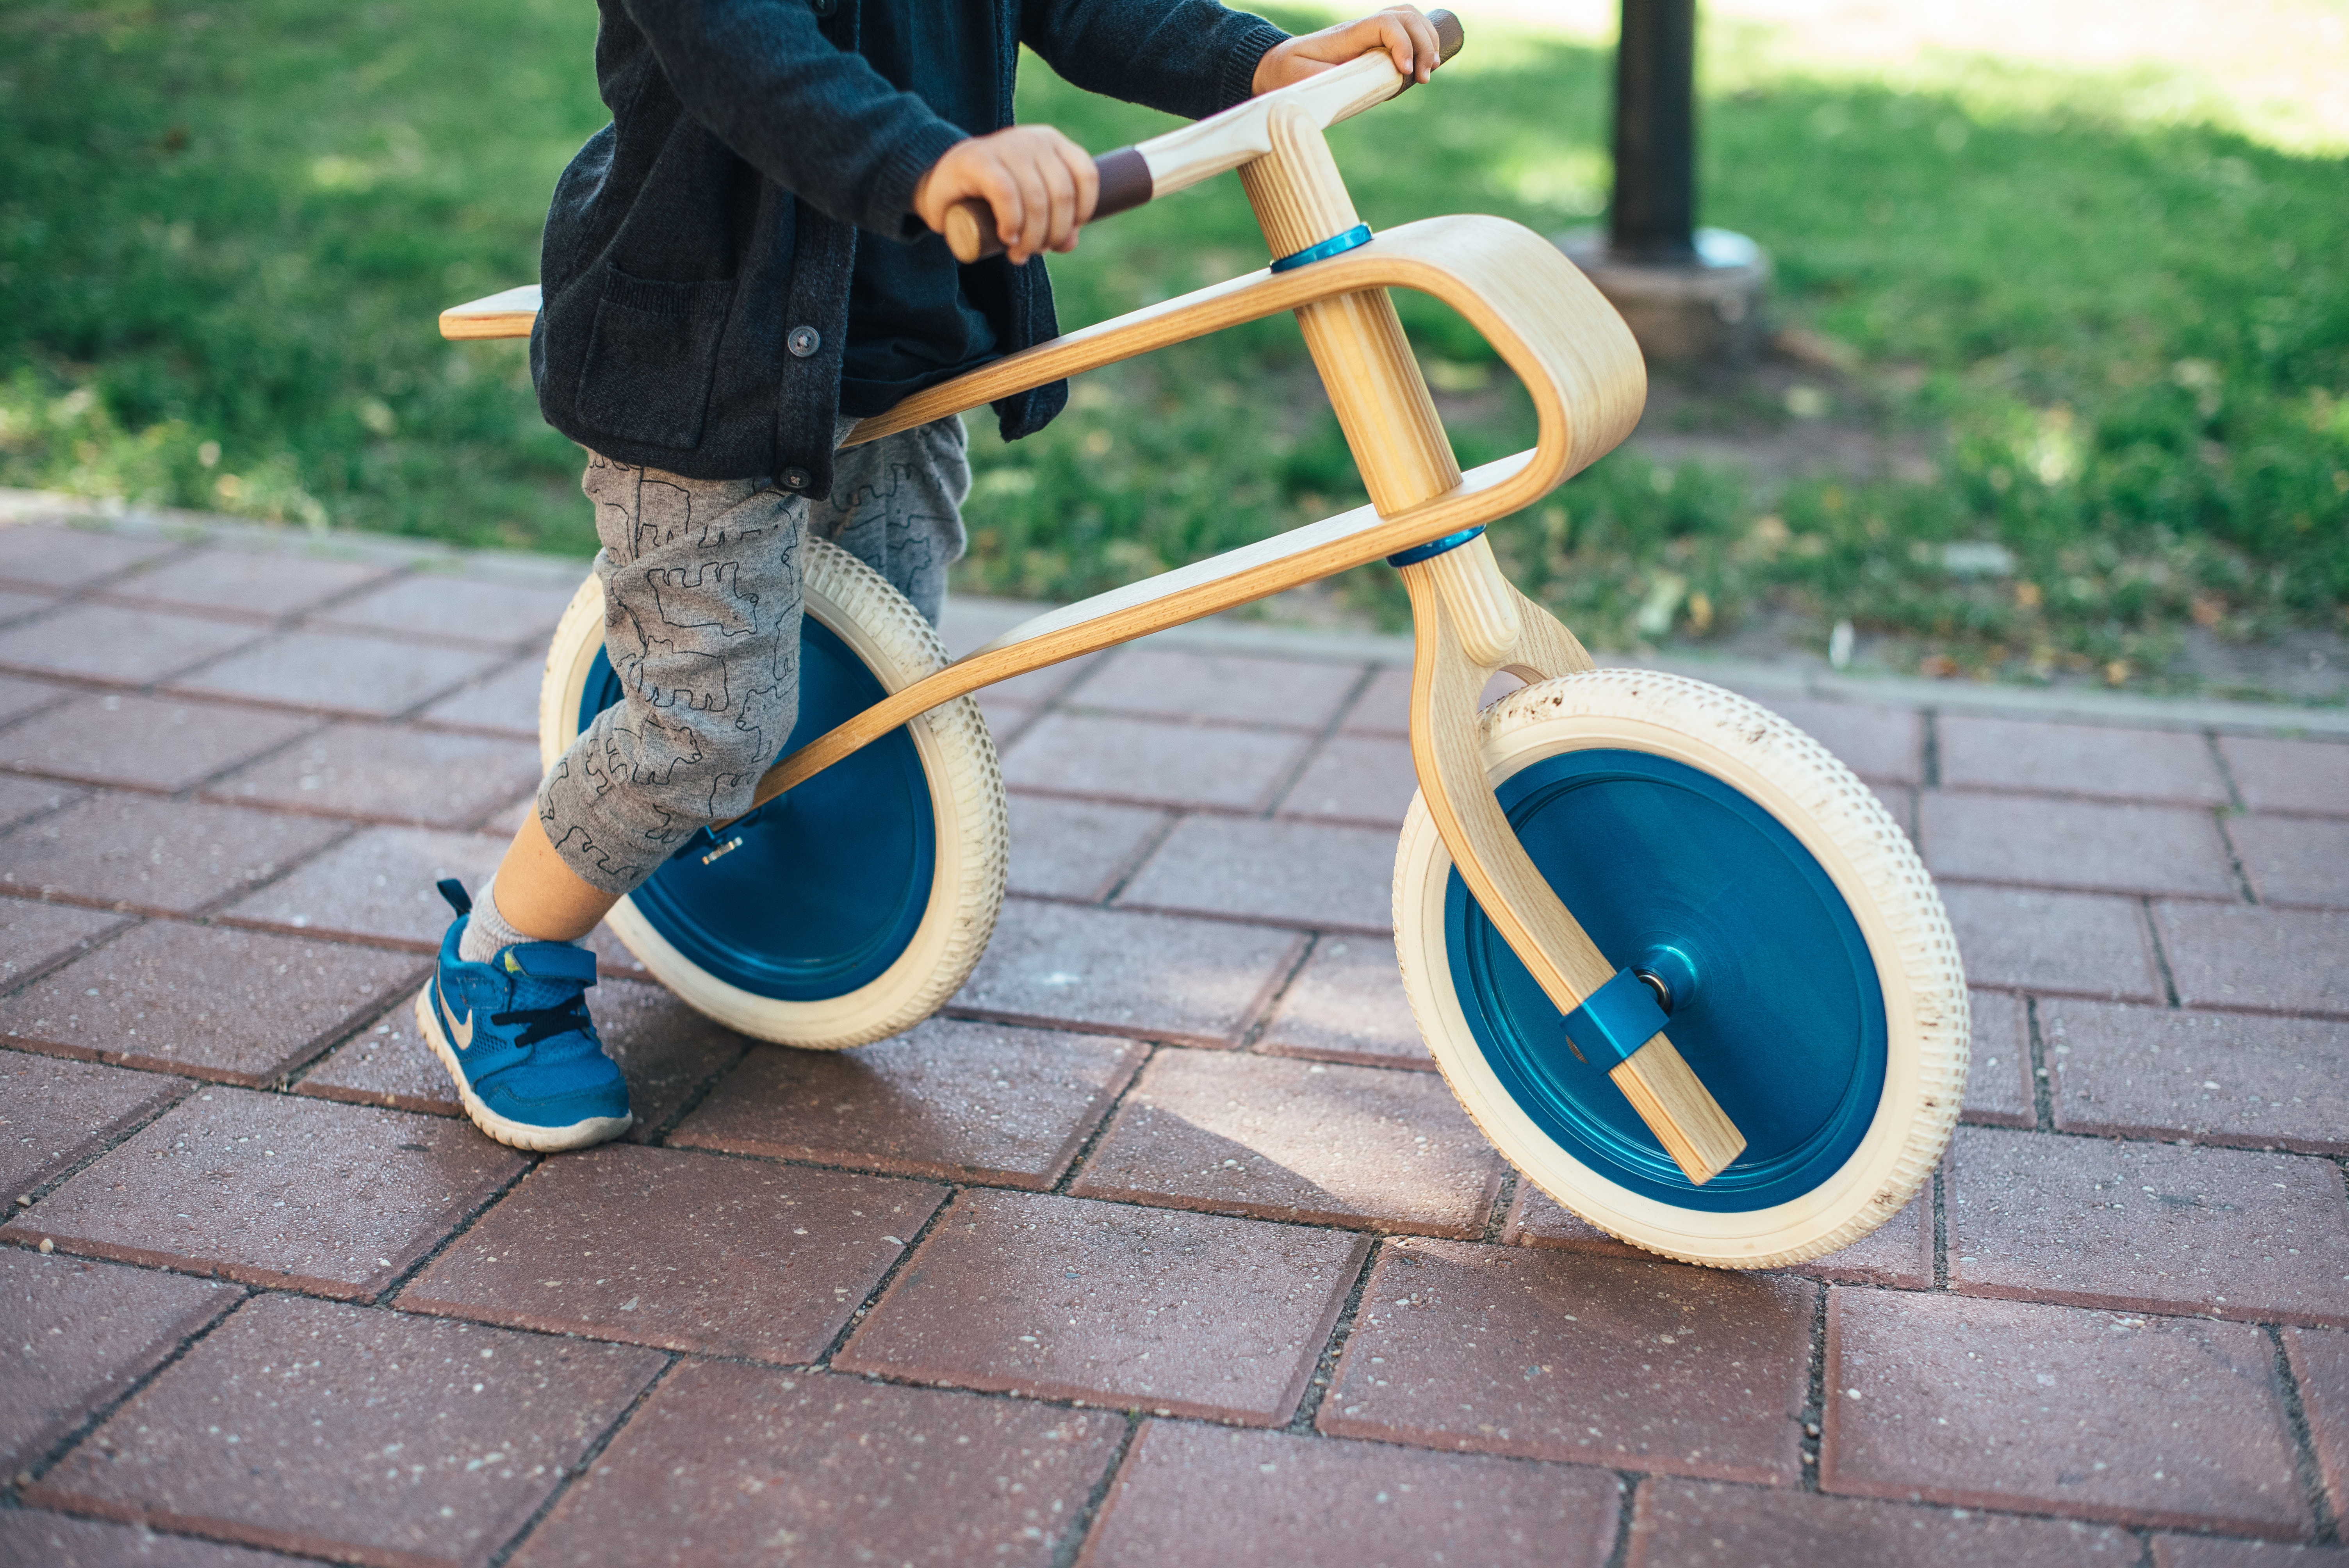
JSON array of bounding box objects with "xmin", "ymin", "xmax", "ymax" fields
[{"xmin": 1555, "ymin": 228, "xmax": 1770, "ymax": 365}]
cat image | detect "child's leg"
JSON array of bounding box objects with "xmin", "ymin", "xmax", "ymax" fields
[{"xmin": 809, "ymin": 415, "xmax": 970, "ymax": 626}]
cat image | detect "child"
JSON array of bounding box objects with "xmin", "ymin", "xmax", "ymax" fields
[{"xmin": 419, "ymin": 0, "xmax": 1447, "ymax": 1151}]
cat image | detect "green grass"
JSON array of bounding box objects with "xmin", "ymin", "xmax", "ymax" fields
[{"xmin": 4, "ymin": 1, "xmax": 2345, "ymax": 688}]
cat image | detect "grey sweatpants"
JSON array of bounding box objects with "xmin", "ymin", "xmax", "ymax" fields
[{"xmin": 538, "ymin": 416, "xmax": 969, "ymax": 894}]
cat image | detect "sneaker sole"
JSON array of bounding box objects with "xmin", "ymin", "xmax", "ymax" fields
[{"xmin": 413, "ymin": 986, "xmax": 632, "ymax": 1153}]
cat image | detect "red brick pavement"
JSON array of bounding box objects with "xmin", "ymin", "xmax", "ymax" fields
[{"xmin": 0, "ymin": 519, "xmax": 2344, "ymax": 1563}]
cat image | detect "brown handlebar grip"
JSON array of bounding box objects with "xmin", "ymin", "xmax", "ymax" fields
[
  {"xmin": 1431, "ymin": 8, "xmax": 1464, "ymax": 62},
  {"xmin": 942, "ymin": 146, "xmax": 1153, "ymax": 265}
]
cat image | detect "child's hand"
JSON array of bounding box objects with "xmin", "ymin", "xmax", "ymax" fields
[
  {"xmin": 1252, "ymin": 5, "xmax": 1445, "ymax": 93},
  {"xmin": 913, "ymin": 126, "xmax": 1098, "ymax": 266}
]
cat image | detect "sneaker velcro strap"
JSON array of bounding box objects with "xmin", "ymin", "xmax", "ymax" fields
[{"xmin": 502, "ymin": 943, "xmax": 599, "ymax": 985}]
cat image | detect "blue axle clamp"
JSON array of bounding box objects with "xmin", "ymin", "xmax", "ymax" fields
[{"xmin": 1559, "ymin": 967, "xmax": 1671, "ymax": 1067}]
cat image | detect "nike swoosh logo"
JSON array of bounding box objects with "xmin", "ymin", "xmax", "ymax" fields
[{"xmin": 441, "ymin": 989, "xmax": 474, "ymax": 1051}]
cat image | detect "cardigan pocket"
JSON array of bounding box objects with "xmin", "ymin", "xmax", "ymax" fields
[{"xmin": 574, "ymin": 268, "xmax": 737, "ymax": 451}]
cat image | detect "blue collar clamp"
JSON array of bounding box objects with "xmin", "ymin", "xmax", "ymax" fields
[
  {"xmin": 1386, "ymin": 526, "xmax": 1485, "ymax": 568},
  {"xmin": 1270, "ymin": 223, "xmax": 1373, "ymax": 274},
  {"xmin": 1558, "ymin": 967, "xmax": 1671, "ymax": 1067}
]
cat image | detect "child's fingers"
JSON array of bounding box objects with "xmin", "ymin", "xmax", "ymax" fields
[
  {"xmin": 1395, "ymin": 8, "xmax": 1442, "ymax": 80},
  {"xmin": 1010, "ymin": 157, "xmax": 1054, "ymax": 262}
]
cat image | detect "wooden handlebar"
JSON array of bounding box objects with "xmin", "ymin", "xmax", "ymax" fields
[{"xmin": 943, "ymin": 8, "xmax": 1463, "ymax": 264}]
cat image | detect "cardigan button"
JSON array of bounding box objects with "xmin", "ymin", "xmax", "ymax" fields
[
  {"xmin": 787, "ymin": 325, "xmax": 821, "ymax": 358},
  {"xmin": 781, "ymin": 467, "xmax": 813, "ymax": 491},
  {"xmin": 809, "ymin": 0, "xmax": 836, "ymax": 14}
]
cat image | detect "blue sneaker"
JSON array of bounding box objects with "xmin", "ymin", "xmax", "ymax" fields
[{"xmin": 413, "ymin": 879, "xmax": 631, "ymax": 1152}]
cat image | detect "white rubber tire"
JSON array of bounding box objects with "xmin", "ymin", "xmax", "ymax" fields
[
  {"xmin": 538, "ymin": 539, "xmax": 1007, "ymax": 1049},
  {"xmin": 1392, "ymin": 669, "xmax": 1967, "ymax": 1269}
]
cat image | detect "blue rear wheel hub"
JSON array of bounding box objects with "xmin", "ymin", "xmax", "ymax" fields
[
  {"xmin": 1444, "ymin": 748, "xmax": 1886, "ymax": 1210},
  {"xmin": 577, "ymin": 618, "xmax": 936, "ymax": 1001}
]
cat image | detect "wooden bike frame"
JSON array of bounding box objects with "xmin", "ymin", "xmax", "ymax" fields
[{"xmin": 439, "ymin": 53, "xmax": 1747, "ymax": 1184}]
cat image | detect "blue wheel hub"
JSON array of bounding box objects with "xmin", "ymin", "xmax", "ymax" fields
[
  {"xmin": 577, "ymin": 618, "xmax": 936, "ymax": 1001},
  {"xmin": 1444, "ymin": 748, "xmax": 1886, "ymax": 1209}
]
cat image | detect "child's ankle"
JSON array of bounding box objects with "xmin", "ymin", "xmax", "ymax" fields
[{"xmin": 458, "ymin": 875, "xmax": 581, "ymax": 964}]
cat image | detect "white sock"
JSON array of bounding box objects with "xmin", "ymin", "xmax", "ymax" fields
[{"xmin": 458, "ymin": 874, "xmax": 576, "ymax": 964}]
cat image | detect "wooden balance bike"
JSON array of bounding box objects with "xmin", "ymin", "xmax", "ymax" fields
[{"xmin": 440, "ymin": 14, "xmax": 1968, "ymax": 1269}]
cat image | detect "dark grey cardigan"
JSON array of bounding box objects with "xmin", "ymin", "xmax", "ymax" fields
[{"xmin": 531, "ymin": 0, "xmax": 1287, "ymax": 497}]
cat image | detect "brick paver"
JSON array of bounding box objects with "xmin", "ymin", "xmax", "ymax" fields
[
  {"xmin": 2217, "ymin": 735, "xmax": 2349, "ymax": 817},
  {"xmin": 2158, "ymin": 903, "xmax": 2349, "ymax": 1017},
  {"xmin": 0, "ymin": 526, "xmax": 176, "ymax": 590},
  {"xmin": 0, "ymin": 603, "xmax": 261, "ymax": 686},
  {"xmin": 512, "ymin": 1361, "xmax": 1123, "ymax": 1568},
  {"xmin": 1254, "ymin": 934, "xmax": 1433, "ymax": 1070},
  {"xmin": 312, "ymin": 572, "xmax": 577, "ymax": 650},
  {"xmin": 1625, "ymin": 1479, "xmax": 2142, "ymax": 1566},
  {"xmin": 837, "ymin": 1188, "xmax": 1366, "ymax": 1424},
  {"xmin": 5, "ymin": 519, "xmax": 2347, "ymax": 1564},
  {"xmin": 1, "ymin": 793, "xmax": 345, "ymax": 914},
  {"xmin": 98, "ymin": 548, "xmax": 392, "ymax": 619},
  {"xmin": 1821, "ymin": 1289, "xmax": 2309, "ymax": 1535},
  {"xmin": 400, "ymin": 1145, "xmax": 944, "ymax": 1363},
  {"xmin": 2228, "ymin": 815, "xmax": 2349, "ymax": 909},
  {"xmin": 0, "ymin": 1511, "xmax": 314, "ymax": 1567},
  {"xmin": 1081, "ymin": 1420, "xmax": 1622, "ymax": 1568},
  {"xmin": 0, "ymin": 1250, "xmax": 235, "ymax": 1477},
  {"xmin": 1936, "ymin": 716, "xmax": 2231, "ymax": 804},
  {"xmin": 0, "ymin": 1053, "xmax": 183, "ymax": 1199},
  {"xmin": 1765, "ymin": 697, "xmax": 1925, "ymax": 784},
  {"xmin": 0, "ymin": 694, "xmax": 315, "ymax": 793},
  {"xmin": 205, "ymin": 723, "xmax": 542, "ymax": 828},
  {"xmin": 1276, "ymin": 733, "xmax": 1418, "ymax": 826},
  {"xmin": 412, "ymin": 657, "xmax": 541, "ymax": 738},
  {"xmin": 1001, "ymin": 713, "xmax": 1313, "ymax": 811},
  {"xmin": 1070, "ymin": 1048, "xmax": 1504, "ymax": 1236},
  {"xmin": 2045, "ymin": 999, "xmax": 2349, "ymax": 1155},
  {"xmin": 1117, "ymin": 816, "xmax": 1394, "ymax": 932},
  {"xmin": 0, "ymin": 921, "xmax": 421, "ymax": 1084},
  {"xmin": 1070, "ymin": 648, "xmax": 1363, "ymax": 730},
  {"xmin": 27, "ymin": 1293, "xmax": 663, "ymax": 1568},
  {"xmin": 8, "ymin": 1087, "xmax": 524, "ymax": 1299},
  {"xmin": 1004, "ymin": 794, "xmax": 1171, "ymax": 900},
  {"xmin": 1941, "ymin": 885, "xmax": 2163, "ymax": 1000},
  {"xmin": 1963, "ymin": 989, "xmax": 2036, "ymax": 1126},
  {"xmin": 219, "ymin": 824, "xmax": 504, "ymax": 948},
  {"xmin": 1948, "ymin": 1125, "xmax": 2349, "ymax": 1325},
  {"xmin": 952, "ymin": 899, "xmax": 1302, "ymax": 1045},
  {"xmin": 0, "ymin": 674, "xmax": 72, "ymax": 729},
  {"xmin": 295, "ymin": 976, "xmax": 745, "ymax": 1139},
  {"xmin": 1321, "ymin": 1239, "xmax": 1812, "ymax": 1482},
  {"xmin": 1502, "ymin": 1182, "xmax": 1936, "ymax": 1288},
  {"xmin": 2285, "ymin": 1326, "xmax": 2348, "ymax": 1508},
  {"xmin": 2154, "ymin": 1539, "xmax": 2349, "ymax": 1568},
  {"xmin": 0, "ymin": 896, "xmax": 127, "ymax": 986},
  {"xmin": 670, "ymin": 1017, "xmax": 1143, "ymax": 1186},
  {"xmin": 0, "ymin": 772, "xmax": 80, "ymax": 832},
  {"xmin": 1920, "ymin": 791, "xmax": 2241, "ymax": 899},
  {"xmin": 167, "ymin": 630, "xmax": 509, "ymax": 719}
]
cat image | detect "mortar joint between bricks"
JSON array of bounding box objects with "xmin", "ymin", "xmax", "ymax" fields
[
  {"xmin": 2205, "ymin": 729, "xmax": 2249, "ymax": 813},
  {"xmin": 2025, "ymin": 995, "xmax": 2056, "ymax": 1131},
  {"xmin": 1051, "ymin": 1042, "xmax": 1160, "ymax": 1196},
  {"xmin": 484, "ymin": 1351, "xmax": 682, "ymax": 1568},
  {"xmin": 1235, "ymin": 932, "xmax": 1321, "ymax": 1055},
  {"xmin": 373, "ymin": 1149, "xmax": 542, "ymax": 1305},
  {"xmin": 1931, "ymin": 1164, "xmax": 1950, "ymax": 1290},
  {"xmin": 1599, "ymin": 1471, "xmax": 1640, "ymax": 1568},
  {"xmin": 1286, "ymin": 1234, "xmax": 1381, "ymax": 1435},
  {"xmin": 1255, "ymin": 661, "xmax": 1382, "ymax": 821},
  {"xmin": 811, "ymin": 1181, "xmax": 962, "ymax": 1365},
  {"xmin": 2269, "ymin": 1322, "xmax": 2344, "ymax": 1545},
  {"xmin": 1797, "ymin": 1280, "xmax": 1828, "ymax": 1491},
  {"xmin": 2139, "ymin": 897, "xmax": 2185, "ymax": 1009},
  {"xmin": 11, "ymin": 1276, "xmax": 257, "ymax": 1495},
  {"xmin": 1920, "ymin": 707, "xmax": 1941, "ymax": 789},
  {"xmin": 1480, "ymin": 1169, "xmax": 1517, "ymax": 1245},
  {"xmin": 1051, "ymin": 1411, "xmax": 1142, "ymax": 1568}
]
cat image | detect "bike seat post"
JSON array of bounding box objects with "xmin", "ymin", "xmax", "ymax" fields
[{"xmin": 1238, "ymin": 109, "xmax": 1522, "ymax": 668}]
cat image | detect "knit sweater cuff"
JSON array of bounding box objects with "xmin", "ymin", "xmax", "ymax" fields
[
  {"xmin": 1217, "ymin": 17, "xmax": 1292, "ymax": 112},
  {"xmin": 874, "ymin": 119, "xmax": 971, "ymax": 241}
]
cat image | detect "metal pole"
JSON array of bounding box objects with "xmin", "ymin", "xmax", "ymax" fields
[{"xmin": 1609, "ymin": 0, "xmax": 1697, "ymax": 264}]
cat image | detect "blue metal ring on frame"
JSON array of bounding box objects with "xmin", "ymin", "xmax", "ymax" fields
[
  {"xmin": 1387, "ymin": 526, "xmax": 1486, "ymax": 568},
  {"xmin": 576, "ymin": 619, "xmax": 937, "ymax": 1001},
  {"xmin": 1442, "ymin": 748, "xmax": 1887, "ymax": 1209},
  {"xmin": 1270, "ymin": 223, "xmax": 1373, "ymax": 273}
]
